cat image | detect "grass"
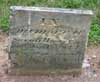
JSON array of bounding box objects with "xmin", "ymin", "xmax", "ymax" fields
[
  {"xmin": 89, "ymin": 17, "xmax": 100, "ymax": 45},
  {"xmin": 0, "ymin": 0, "xmax": 100, "ymax": 45}
]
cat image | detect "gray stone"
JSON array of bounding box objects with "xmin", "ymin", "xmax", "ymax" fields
[{"xmin": 8, "ymin": 6, "xmax": 93, "ymax": 74}]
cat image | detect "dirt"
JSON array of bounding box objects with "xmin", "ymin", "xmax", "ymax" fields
[{"xmin": 0, "ymin": 33, "xmax": 100, "ymax": 82}]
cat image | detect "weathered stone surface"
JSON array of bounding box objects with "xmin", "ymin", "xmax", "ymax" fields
[{"xmin": 8, "ymin": 6, "xmax": 93, "ymax": 74}]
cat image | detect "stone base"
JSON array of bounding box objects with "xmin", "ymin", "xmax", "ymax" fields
[{"xmin": 8, "ymin": 68, "xmax": 82, "ymax": 75}]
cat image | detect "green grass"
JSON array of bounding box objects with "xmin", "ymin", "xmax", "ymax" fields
[
  {"xmin": 0, "ymin": 0, "xmax": 100, "ymax": 45},
  {"xmin": 89, "ymin": 16, "xmax": 100, "ymax": 45}
]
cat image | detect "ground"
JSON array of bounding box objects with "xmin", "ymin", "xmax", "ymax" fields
[{"xmin": 0, "ymin": 33, "xmax": 100, "ymax": 82}]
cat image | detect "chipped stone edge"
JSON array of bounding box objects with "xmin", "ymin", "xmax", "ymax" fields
[{"xmin": 10, "ymin": 6, "xmax": 93, "ymax": 15}]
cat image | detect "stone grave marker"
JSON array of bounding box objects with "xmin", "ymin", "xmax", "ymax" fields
[{"xmin": 8, "ymin": 6, "xmax": 93, "ymax": 74}]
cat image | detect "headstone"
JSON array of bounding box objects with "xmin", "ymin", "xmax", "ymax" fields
[{"xmin": 8, "ymin": 6, "xmax": 93, "ymax": 74}]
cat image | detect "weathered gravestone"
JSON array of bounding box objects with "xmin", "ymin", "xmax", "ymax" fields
[{"xmin": 8, "ymin": 6, "xmax": 93, "ymax": 74}]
